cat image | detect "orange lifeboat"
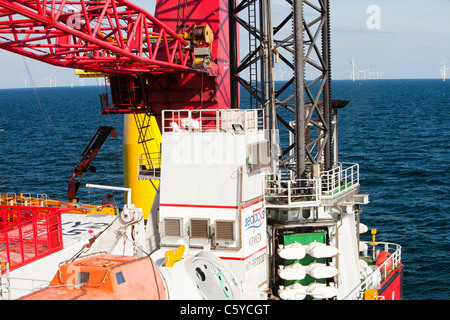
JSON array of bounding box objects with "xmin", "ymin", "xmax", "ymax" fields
[
  {"xmin": 376, "ymin": 251, "xmax": 392, "ymax": 273},
  {"xmin": 19, "ymin": 254, "xmax": 167, "ymax": 300}
]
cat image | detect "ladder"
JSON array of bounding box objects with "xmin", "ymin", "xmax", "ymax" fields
[
  {"xmin": 134, "ymin": 113, "xmax": 161, "ymax": 180},
  {"xmin": 247, "ymin": 1, "xmax": 258, "ymax": 109}
]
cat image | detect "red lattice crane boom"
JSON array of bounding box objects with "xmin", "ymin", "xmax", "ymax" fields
[
  {"xmin": 0, "ymin": 0, "xmax": 234, "ymax": 116},
  {"xmin": 0, "ymin": 0, "xmax": 197, "ymax": 74}
]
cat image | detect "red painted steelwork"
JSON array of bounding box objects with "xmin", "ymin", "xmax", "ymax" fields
[
  {"xmin": 378, "ymin": 265, "xmax": 403, "ymax": 300},
  {"xmin": 153, "ymin": 0, "xmax": 234, "ymax": 111},
  {"xmin": 0, "ymin": 0, "xmax": 195, "ymax": 74},
  {"xmin": 0, "ymin": 0, "xmax": 236, "ymax": 116},
  {"xmin": 0, "ymin": 205, "xmax": 66, "ymax": 274},
  {"xmin": 100, "ymin": 0, "xmax": 235, "ymax": 116}
]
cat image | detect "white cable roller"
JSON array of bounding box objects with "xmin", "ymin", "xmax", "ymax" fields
[
  {"xmin": 305, "ymin": 241, "xmax": 338, "ymax": 258},
  {"xmin": 359, "ymin": 241, "xmax": 368, "ymax": 252},
  {"xmin": 277, "ymin": 241, "xmax": 306, "ymax": 260},
  {"xmin": 306, "ymin": 282, "xmax": 338, "ymax": 299},
  {"xmin": 359, "ymin": 223, "xmax": 369, "ymax": 234},
  {"xmin": 278, "ymin": 283, "xmax": 307, "ymax": 300},
  {"xmin": 277, "ymin": 263, "xmax": 306, "ymax": 280},
  {"xmin": 306, "ymin": 262, "xmax": 338, "ymax": 279}
]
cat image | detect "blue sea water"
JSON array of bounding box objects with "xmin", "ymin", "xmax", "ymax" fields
[
  {"xmin": 0, "ymin": 79, "xmax": 448, "ymax": 300},
  {"xmin": 334, "ymin": 79, "xmax": 450, "ymax": 301}
]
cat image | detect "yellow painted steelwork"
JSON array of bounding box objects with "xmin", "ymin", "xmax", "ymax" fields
[
  {"xmin": 75, "ymin": 69, "xmax": 106, "ymax": 78},
  {"xmin": 370, "ymin": 228, "xmax": 377, "ymax": 245},
  {"xmin": 123, "ymin": 113, "xmax": 161, "ymax": 221},
  {"xmin": 364, "ymin": 289, "xmax": 378, "ymax": 300},
  {"xmin": 164, "ymin": 245, "xmax": 185, "ymax": 267}
]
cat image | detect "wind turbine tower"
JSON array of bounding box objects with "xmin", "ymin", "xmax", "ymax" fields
[
  {"xmin": 347, "ymin": 58, "xmax": 357, "ymax": 81},
  {"xmin": 440, "ymin": 55, "xmax": 449, "ymax": 82},
  {"xmin": 44, "ymin": 72, "xmax": 53, "ymax": 87}
]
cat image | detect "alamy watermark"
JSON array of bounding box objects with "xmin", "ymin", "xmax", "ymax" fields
[
  {"xmin": 67, "ymin": 11, "xmax": 82, "ymax": 30},
  {"xmin": 366, "ymin": 5, "xmax": 381, "ymax": 30},
  {"xmin": 166, "ymin": 129, "xmax": 279, "ymax": 167}
]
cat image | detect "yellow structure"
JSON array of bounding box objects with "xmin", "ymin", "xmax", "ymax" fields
[
  {"xmin": 75, "ymin": 69, "xmax": 106, "ymax": 78},
  {"xmin": 164, "ymin": 245, "xmax": 185, "ymax": 267},
  {"xmin": 370, "ymin": 228, "xmax": 377, "ymax": 245},
  {"xmin": 0, "ymin": 193, "xmax": 117, "ymax": 216},
  {"xmin": 123, "ymin": 113, "xmax": 161, "ymax": 221},
  {"xmin": 364, "ymin": 289, "xmax": 378, "ymax": 300}
]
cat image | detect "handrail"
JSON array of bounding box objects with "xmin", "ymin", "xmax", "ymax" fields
[
  {"xmin": 1, "ymin": 206, "xmax": 64, "ymax": 275},
  {"xmin": 0, "ymin": 193, "xmax": 49, "ymax": 207},
  {"xmin": 162, "ymin": 109, "xmax": 264, "ymax": 133},
  {"xmin": 345, "ymin": 241, "xmax": 402, "ymax": 300},
  {"xmin": 264, "ymin": 162, "xmax": 360, "ymax": 208},
  {"xmin": 137, "ymin": 153, "xmax": 161, "ymax": 179},
  {"xmin": 0, "ymin": 267, "xmax": 50, "ymax": 300},
  {"xmin": 321, "ymin": 163, "xmax": 359, "ymax": 198},
  {"xmin": 265, "ymin": 178, "xmax": 320, "ymax": 208}
]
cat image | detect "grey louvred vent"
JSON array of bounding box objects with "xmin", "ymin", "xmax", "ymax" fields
[
  {"xmin": 163, "ymin": 218, "xmax": 183, "ymax": 237},
  {"xmin": 190, "ymin": 218, "xmax": 210, "ymax": 239},
  {"xmin": 215, "ymin": 220, "xmax": 235, "ymax": 241}
]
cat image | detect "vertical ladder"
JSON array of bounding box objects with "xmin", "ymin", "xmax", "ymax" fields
[
  {"xmin": 248, "ymin": 2, "xmax": 258, "ymax": 109},
  {"xmin": 134, "ymin": 113, "xmax": 161, "ymax": 179}
]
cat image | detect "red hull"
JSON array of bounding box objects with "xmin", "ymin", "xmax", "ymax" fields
[{"xmin": 378, "ymin": 264, "xmax": 404, "ymax": 300}]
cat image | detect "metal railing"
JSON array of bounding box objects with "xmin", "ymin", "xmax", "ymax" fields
[
  {"xmin": 0, "ymin": 263, "xmax": 50, "ymax": 300},
  {"xmin": 265, "ymin": 177, "xmax": 320, "ymax": 208},
  {"xmin": 1, "ymin": 206, "xmax": 64, "ymax": 275},
  {"xmin": 162, "ymin": 109, "xmax": 264, "ymax": 133},
  {"xmin": 137, "ymin": 153, "xmax": 161, "ymax": 180},
  {"xmin": 0, "ymin": 193, "xmax": 50, "ymax": 207},
  {"xmin": 345, "ymin": 241, "xmax": 402, "ymax": 300},
  {"xmin": 265, "ymin": 163, "xmax": 360, "ymax": 208},
  {"xmin": 321, "ymin": 163, "xmax": 359, "ymax": 198}
]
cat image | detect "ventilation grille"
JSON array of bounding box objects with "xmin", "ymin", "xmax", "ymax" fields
[
  {"xmin": 215, "ymin": 220, "xmax": 235, "ymax": 242},
  {"xmin": 163, "ymin": 218, "xmax": 183, "ymax": 237},
  {"xmin": 247, "ymin": 140, "xmax": 270, "ymax": 173},
  {"xmin": 190, "ymin": 219, "xmax": 210, "ymax": 239}
]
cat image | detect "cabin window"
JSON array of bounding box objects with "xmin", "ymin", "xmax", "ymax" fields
[
  {"xmin": 77, "ymin": 272, "xmax": 90, "ymax": 284},
  {"xmin": 116, "ymin": 271, "xmax": 126, "ymax": 285}
]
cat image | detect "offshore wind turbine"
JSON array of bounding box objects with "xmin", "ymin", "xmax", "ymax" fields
[
  {"xmin": 440, "ymin": 55, "xmax": 449, "ymax": 81},
  {"xmin": 347, "ymin": 58, "xmax": 358, "ymax": 81},
  {"xmin": 44, "ymin": 72, "xmax": 53, "ymax": 87}
]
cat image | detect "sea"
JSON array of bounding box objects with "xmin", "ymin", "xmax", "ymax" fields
[{"xmin": 0, "ymin": 79, "xmax": 448, "ymax": 300}]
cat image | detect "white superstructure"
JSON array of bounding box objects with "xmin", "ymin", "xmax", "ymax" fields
[
  {"xmin": 145, "ymin": 108, "xmax": 387, "ymax": 300},
  {"xmin": 150, "ymin": 109, "xmax": 269, "ymax": 299}
]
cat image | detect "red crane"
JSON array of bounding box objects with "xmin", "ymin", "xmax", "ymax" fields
[
  {"xmin": 0, "ymin": 0, "xmax": 234, "ymax": 115},
  {"xmin": 0, "ymin": 0, "xmax": 197, "ymax": 74},
  {"xmin": 0, "ymin": 0, "xmax": 235, "ymax": 205}
]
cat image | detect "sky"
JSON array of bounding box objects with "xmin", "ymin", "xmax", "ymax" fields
[{"xmin": 0, "ymin": 0, "xmax": 449, "ymax": 88}]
